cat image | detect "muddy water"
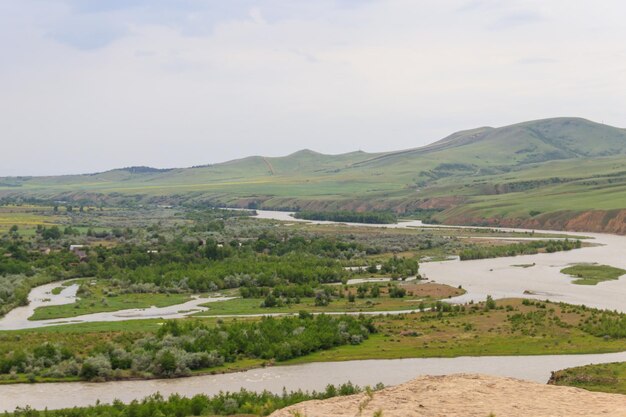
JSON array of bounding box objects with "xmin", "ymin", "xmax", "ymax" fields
[
  {"xmin": 420, "ymin": 232, "xmax": 626, "ymax": 312},
  {"xmin": 254, "ymin": 210, "xmax": 626, "ymax": 312},
  {"xmin": 0, "ymin": 280, "xmax": 79, "ymax": 330},
  {"xmin": 0, "ymin": 281, "xmax": 235, "ymax": 331},
  {"xmin": 254, "ymin": 209, "xmax": 425, "ymax": 228},
  {"xmin": 2, "ymin": 210, "xmax": 626, "ymax": 410},
  {"xmin": 2, "ymin": 351, "xmax": 626, "ymax": 411}
]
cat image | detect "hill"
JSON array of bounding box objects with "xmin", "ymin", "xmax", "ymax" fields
[
  {"xmin": 2, "ymin": 117, "xmax": 626, "ymax": 233},
  {"xmin": 269, "ymin": 374, "xmax": 626, "ymax": 417}
]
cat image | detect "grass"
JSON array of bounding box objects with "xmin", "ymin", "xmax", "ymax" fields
[
  {"xmin": 194, "ymin": 283, "xmax": 464, "ymax": 317},
  {"xmin": 550, "ymin": 362, "xmax": 626, "ymax": 394},
  {"xmin": 0, "ymin": 205, "xmax": 61, "ymax": 234},
  {"xmin": 197, "ymin": 297, "xmax": 423, "ymax": 316},
  {"xmin": 284, "ymin": 299, "xmax": 626, "ymax": 365},
  {"xmin": 29, "ymin": 280, "xmax": 193, "ymax": 320},
  {"xmin": 561, "ymin": 264, "xmax": 626, "ymax": 285},
  {"xmin": 3, "ymin": 118, "xmax": 626, "ymax": 230},
  {"xmin": 2, "ymin": 299, "xmax": 626, "ymax": 385}
]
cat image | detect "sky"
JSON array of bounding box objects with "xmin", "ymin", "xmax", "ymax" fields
[{"xmin": 1, "ymin": 0, "xmax": 626, "ymax": 176}]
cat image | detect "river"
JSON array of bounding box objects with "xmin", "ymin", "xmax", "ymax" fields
[
  {"xmin": 255, "ymin": 210, "xmax": 626, "ymax": 312},
  {"xmin": 1, "ymin": 209, "xmax": 625, "ymax": 411},
  {"xmin": 2, "ymin": 351, "xmax": 626, "ymax": 411},
  {"xmin": 0, "ymin": 281, "xmax": 235, "ymax": 331}
]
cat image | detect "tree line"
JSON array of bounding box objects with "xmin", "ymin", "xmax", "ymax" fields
[
  {"xmin": 0, "ymin": 313, "xmax": 374, "ymax": 382},
  {"xmin": 459, "ymin": 239, "xmax": 581, "ymax": 261},
  {"xmin": 8, "ymin": 383, "xmax": 376, "ymax": 417},
  {"xmin": 293, "ymin": 210, "xmax": 398, "ymax": 224}
]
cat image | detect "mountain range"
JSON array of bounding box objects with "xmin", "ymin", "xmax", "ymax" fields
[{"xmin": 2, "ymin": 117, "xmax": 626, "ymax": 233}]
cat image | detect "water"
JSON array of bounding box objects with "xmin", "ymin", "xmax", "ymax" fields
[
  {"xmin": 0, "ymin": 281, "xmax": 235, "ymax": 331},
  {"xmin": 1, "ymin": 351, "xmax": 626, "ymax": 411},
  {"xmin": 255, "ymin": 210, "xmax": 626, "ymax": 312},
  {"xmin": 2, "ymin": 209, "xmax": 626, "ymax": 410}
]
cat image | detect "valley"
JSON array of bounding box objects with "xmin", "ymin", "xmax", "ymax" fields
[
  {"xmin": 2, "ymin": 118, "xmax": 626, "ymax": 234},
  {"xmin": 0, "ymin": 206, "xmax": 625, "ymax": 413},
  {"xmin": 2, "ymin": 119, "xmax": 626, "ymax": 415}
]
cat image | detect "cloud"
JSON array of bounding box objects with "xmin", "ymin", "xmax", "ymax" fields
[
  {"xmin": 0, "ymin": 0, "xmax": 626, "ymax": 176},
  {"xmin": 47, "ymin": 15, "xmax": 128, "ymax": 50},
  {"xmin": 487, "ymin": 11, "xmax": 544, "ymax": 30},
  {"xmin": 516, "ymin": 57, "xmax": 557, "ymax": 65}
]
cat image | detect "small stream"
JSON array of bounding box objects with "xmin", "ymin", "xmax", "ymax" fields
[{"xmin": 0, "ymin": 281, "xmax": 235, "ymax": 331}]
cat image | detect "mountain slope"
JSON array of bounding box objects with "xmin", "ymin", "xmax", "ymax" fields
[
  {"xmin": 1, "ymin": 117, "xmax": 626, "ymax": 233},
  {"xmin": 352, "ymin": 117, "xmax": 626, "ymax": 170}
]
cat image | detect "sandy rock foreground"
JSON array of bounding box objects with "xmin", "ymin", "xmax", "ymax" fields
[{"xmin": 270, "ymin": 373, "xmax": 626, "ymax": 417}]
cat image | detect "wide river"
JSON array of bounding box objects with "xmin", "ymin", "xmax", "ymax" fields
[{"xmin": 1, "ymin": 210, "xmax": 625, "ymax": 411}]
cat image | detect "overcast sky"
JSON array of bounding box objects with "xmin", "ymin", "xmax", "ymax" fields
[{"xmin": 1, "ymin": 0, "xmax": 626, "ymax": 176}]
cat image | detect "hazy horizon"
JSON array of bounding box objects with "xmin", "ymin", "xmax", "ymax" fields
[{"xmin": 2, "ymin": 1, "xmax": 626, "ymax": 176}]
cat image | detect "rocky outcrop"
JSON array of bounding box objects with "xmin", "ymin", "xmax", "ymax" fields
[{"xmin": 269, "ymin": 374, "xmax": 626, "ymax": 417}]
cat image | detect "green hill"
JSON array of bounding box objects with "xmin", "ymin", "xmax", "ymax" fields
[{"xmin": 2, "ymin": 117, "xmax": 626, "ymax": 233}]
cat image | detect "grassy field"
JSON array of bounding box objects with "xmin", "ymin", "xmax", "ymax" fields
[
  {"xmin": 194, "ymin": 283, "xmax": 463, "ymax": 317},
  {"xmin": 285, "ymin": 299, "xmax": 626, "ymax": 364},
  {"xmin": 29, "ymin": 280, "xmax": 193, "ymax": 321},
  {"xmin": 0, "ymin": 205, "xmax": 61, "ymax": 234},
  {"xmin": 2, "ymin": 118, "xmax": 626, "ymax": 233},
  {"xmin": 561, "ymin": 264, "xmax": 626, "ymax": 285},
  {"xmin": 550, "ymin": 362, "xmax": 626, "ymax": 394},
  {"xmin": 3, "ymin": 298, "xmax": 626, "ymax": 385}
]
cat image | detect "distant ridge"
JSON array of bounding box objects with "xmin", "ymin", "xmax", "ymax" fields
[
  {"xmin": 2, "ymin": 117, "xmax": 626, "ymax": 234},
  {"xmin": 114, "ymin": 166, "xmax": 174, "ymax": 174}
]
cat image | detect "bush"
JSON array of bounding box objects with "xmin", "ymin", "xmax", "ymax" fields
[{"xmin": 80, "ymin": 354, "xmax": 113, "ymax": 381}]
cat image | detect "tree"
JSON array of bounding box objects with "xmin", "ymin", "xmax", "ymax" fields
[
  {"xmin": 370, "ymin": 286, "xmax": 380, "ymax": 298},
  {"xmin": 9, "ymin": 225, "xmax": 19, "ymax": 239},
  {"xmin": 314, "ymin": 290, "xmax": 330, "ymax": 306},
  {"xmin": 155, "ymin": 350, "xmax": 177, "ymax": 376},
  {"xmin": 42, "ymin": 226, "xmax": 61, "ymax": 240}
]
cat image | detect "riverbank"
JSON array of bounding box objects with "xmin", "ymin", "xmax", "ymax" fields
[
  {"xmin": 1, "ymin": 298, "xmax": 625, "ymax": 388},
  {"xmin": 3, "ymin": 350, "xmax": 626, "ymax": 411}
]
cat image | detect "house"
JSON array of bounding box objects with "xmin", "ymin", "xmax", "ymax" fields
[{"xmin": 70, "ymin": 245, "xmax": 87, "ymax": 262}]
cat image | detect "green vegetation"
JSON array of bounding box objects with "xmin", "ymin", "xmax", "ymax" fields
[
  {"xmin": 459, "ymin": 239, "xmax": 581, "ymax": 261},
  {"xmin": 561, "ymin": 264, "xmax": 626, "ymax": 285},
  {"xmin": 579, "ymin": 308, "xmax": 626, "ymax": 338},
  {"xmin": 195, "ymin": 283, "xmax": 463, "ymax": 317},
  {"xmin": 4, "ymin": 299, "xmax": 626, "ymax": 386},
  {"xmin": 6, "ymin": 382, "xmax": 373, "ymax": 417},
  {"xmin": 550, "ymin": 362, "xmax": 626, "ymax": 394},
  {"xmin": 0, "ymin": 314, "xmax": 373, "ymax": 383},
  {"xmin": 30, "ymin": 280, "xmax": 192, "ymax": 320},
  {"xmin": 285, "ymin": 299, "xmax": 626, "ymax": 364},
  {"xmin": 0, "ymin": 201, "xmax": 534, "ymax": 323},
  {"xmin": 50, "ymin": 286, "xmax": 63, "ymax": 295},
  {"xmin": 293, "ymin": 210, "xmax": 397, "ymax": 224},
  {"xmin": 2, "ymin": 118, "xmax": 626, "ymax": 232}
]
